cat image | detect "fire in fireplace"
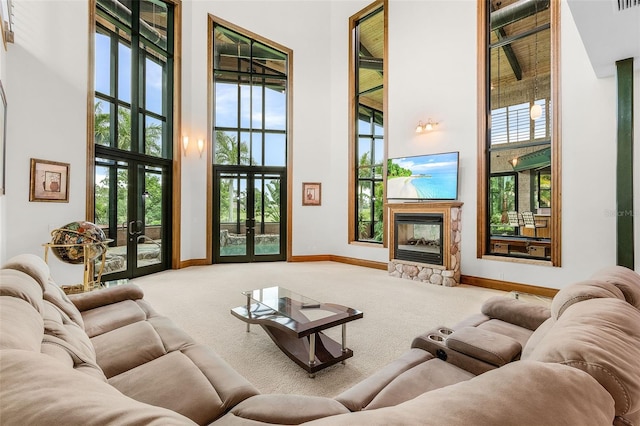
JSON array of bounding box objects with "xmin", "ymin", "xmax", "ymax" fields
[{"xmin": 394, "ymin": 213, "xmax": 444, "ymax": 265}]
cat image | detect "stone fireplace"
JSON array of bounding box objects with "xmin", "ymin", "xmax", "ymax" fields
[{"xmin": 387, "ymin": 202, "xmax": 463, "ymax": 286}]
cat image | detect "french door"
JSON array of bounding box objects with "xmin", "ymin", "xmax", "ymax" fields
[
  {"xmin": 95, "ymin": 154, "xmax": 171, "ymax": 279},
  {"xmin": 214, "ymin": 167, "xmax": 286, "ymax": 263}
]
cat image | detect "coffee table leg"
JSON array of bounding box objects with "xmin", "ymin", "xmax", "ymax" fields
[
  {"xmin": 341, "ymin": 324, "xmax": 347, "ymax": 364},
  {"xmin": 245, "ymin": 294, "xmax": 251, "ymax": 332},
  {"xmin": 308, "ymin": 333, "xmax": 316, "ymax": 378}
]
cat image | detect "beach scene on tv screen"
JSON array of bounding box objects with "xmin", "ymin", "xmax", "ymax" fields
[{"xmin": 387, "ymin": 152, "xmax": 458, "ymax": 200}]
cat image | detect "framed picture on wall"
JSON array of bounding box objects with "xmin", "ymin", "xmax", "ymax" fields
[
  {"xmin": 29, "ymin": 158, "xmax": 70, "ymax": 202},
  {"xmin": 302, "ymin": 182, "xmax": 321, "ymax": 206}
]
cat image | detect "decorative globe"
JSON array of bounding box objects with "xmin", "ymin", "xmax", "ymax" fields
[{"xmin": 50, "ymin": 221, "xmax": 107, "ymax": 264}]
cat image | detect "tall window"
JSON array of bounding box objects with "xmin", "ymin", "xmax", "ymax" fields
[
  {"xmin": 210, "ymin": 16, "xmax": 290, "ymax": 263},
  {"xmin": 91, "ymin": 0, "xmax": 175, "ymax": 278},
  {"xmin": 350, "ymin": 1, "xmax": 386, "ymax": 244},
  {"xmin": 478, "ymin": 0, "xmax": 560, "ymax": 264}
]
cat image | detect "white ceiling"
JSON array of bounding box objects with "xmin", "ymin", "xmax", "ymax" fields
[{"xmin": 567, "ymin": 0, "xmax": 640, "ymax": 78}]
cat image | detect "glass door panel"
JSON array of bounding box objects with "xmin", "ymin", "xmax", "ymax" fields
[
  {"xmin": 218, "ymin": 172, "xmax": 249, "ymax": 258},
  {"xmin": 254, "ymin": 173, "xmax": 281, "ymax": 257},
  {"xmin": 134, "ymin": 164, "xmax": 164, "ymax": 270},
  {"xmin": 95, "ymin": 158, "xmax": 129, "ymax": 277}
]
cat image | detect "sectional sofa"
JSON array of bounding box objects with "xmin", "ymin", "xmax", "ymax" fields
[{"xmin": 1, "ymin": 253, "xmax": 639, "ymax": 425}]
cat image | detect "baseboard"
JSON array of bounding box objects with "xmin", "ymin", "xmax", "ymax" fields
[
  {"xmin": 180, "ymin": 256, "xmax": 556, "ymax": 297},
  {"xmin": 461, "ymin": 275, "xmax": 558, "ymax": 298},
  {"xmin": 289, "ymin": 255, "xmax": 388, "ymax": 270},
  {"xmin": 179, "ymin": 259, "xmax": 210, "ymax": 268}
]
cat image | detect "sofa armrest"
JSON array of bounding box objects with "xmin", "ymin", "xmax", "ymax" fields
[
  {"xmin": 446, "ymin": 327, "xmax": 521, "ymax": 367},
  {"xmin": 68, "ymin": 284, "xmax": 144, "ymax": 312},
  {"xmin": 481, "ymin": 296, "xmax": 551, "ymax": 331}
]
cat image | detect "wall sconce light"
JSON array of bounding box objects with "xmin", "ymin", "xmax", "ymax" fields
[
  {"xmin": 197, "ymin": 139, "xmax": 205, "ymax": 158},
  {"xmin": 511, "ymin": 157, "xmax": 518, "ymax": 167},
  {"xmin": 183, "ymin": 136, "xmax": 189, "ymax": 156},
  {"xmin": 415, "ymin": 119, "xmax": 439, "ymax": 133}
]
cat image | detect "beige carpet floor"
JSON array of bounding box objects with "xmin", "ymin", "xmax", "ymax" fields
[{"xmin": 132, "ymin": 261, "xmax": 547, "ymax": 398}]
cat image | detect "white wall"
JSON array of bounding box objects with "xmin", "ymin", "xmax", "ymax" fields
[
  {"xmin": 3, "ymin": 0, "xmax": 89, "ymax": 283},
  {"xmin": 0, "ymin": 0, "xmax": 637, "ymax": 289}
]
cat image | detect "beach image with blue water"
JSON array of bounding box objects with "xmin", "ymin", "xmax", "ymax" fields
[{"xmin": 387, "ymin": 152, "xmax": 459, "ymax": 200}]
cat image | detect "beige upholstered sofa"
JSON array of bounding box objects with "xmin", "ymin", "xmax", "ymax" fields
[{"xmin": 2, "ymin": 254, "xmax": 640, "ymax": 425}]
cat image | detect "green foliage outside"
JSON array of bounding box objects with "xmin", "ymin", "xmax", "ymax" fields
[
  {"xmin": 94, "ymin": 101, "xmax": 163, "ymax": 227},
  {"xmin": 489, "ymin": 175, "xmax": 516, "ymax": 235},
  {"xmin": 357, "ymin": 152, "xmax": 384, "ymax": 242},
  {"xmin": 215, "ymin": 131, "xmax": 280, "ymax": 225}
]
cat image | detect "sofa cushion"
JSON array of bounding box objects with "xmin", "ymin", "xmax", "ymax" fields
[
  {"xmin": 365, "ymin": 358, "xmax": 475, "ymax": 410},
  {"xmin": 3, "ymin": 254, "xmax": 50, "ymax": 290},
  {"xmin": 0, "ymin": 269, "xmax": 44, "ymax": 313},
  {"xmin": 82, "ymin": 299, "xmax": 148, "ymax": 337},
  {"xmin": 69, "ymin": 283, "xmax": 145, "ymax": 312},
  {"xmin": 43, "ymin": 280, "xmax": 85, "ymax": 328},
  {"xmin": 41, "ymin": 334, "xmax": 107, "ymax": 382},
  {"xmin": 525, "ymin": 297, "xmax": 640, "ymax": 418},
  {"xmin": 591, "ymin": 265, "xmax": 640, "ymax": 310},
  {"xmin": 306, "ymin": 361, "xmax": 615, "ymax": 426},
  {"xmin": 0, "ymin": 297, "xmax": 44, "ymax": 351},
  {"xmin": 551, "ymin": 279, "xmax": 625, "ymax": 319},
  {"xmin": 3, "ymin": 254, "xmax": 84, "ymax": 329},
  {"xmin": 335, "ymin": 348, "xmax": 433, "ymax": 412},
  {"xmin": 480, "ymin": 296, "xmax": 550, "ymax": 330},
  {"xmin": 0, "ymin": 349, "xmax": 196, "ymax": 425},
  {"xmin": 109, "ymin": 345, "xmax": 259, "ymax": 424},
  {"xmin": 92, "ymin": 320, "xmax": 168, "ymax": 378},
  {"xmin": 446, "ymin": 327, "xmax": 521, "ymax": 367},
  {"xmin": 475, "ymin": 318, "xmax": 534, "ymax": 350},
  {"xmin": 43, "ymin": 301, "xmax": 96, "ymax": 360},
  {"xmin": 520, "ymin": 317, "xmax": 554, "ymax": 360},
  {"xmin": 222, "ymin": 394, "xmax": 350, "ymax": 424}
]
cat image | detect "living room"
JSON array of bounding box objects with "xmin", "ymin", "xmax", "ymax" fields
[
  {"xmin": 1, "ymin": 1, "xmax": 640, "ymax": 423},
  {"xmin": 0, "ymin": 1, "xmax": 638, "ymax": 289}
]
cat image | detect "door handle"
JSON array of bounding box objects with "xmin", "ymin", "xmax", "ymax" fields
[{"xmin": 128, "ymin": 220, "xmax": 144, "ymax": 235}]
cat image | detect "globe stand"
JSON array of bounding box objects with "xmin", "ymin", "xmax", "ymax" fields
[{"xmin": 43, "ymin": 240, "xmax": 113, "ymax": 293}]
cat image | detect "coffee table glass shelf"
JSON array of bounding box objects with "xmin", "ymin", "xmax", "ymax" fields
[{"xmin": 231, "ymin": 286, "xmax": 363, "ymax": 377}]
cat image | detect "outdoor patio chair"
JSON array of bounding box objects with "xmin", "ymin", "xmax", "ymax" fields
[{"xmin": 521, "ymin": 211, "xmax": 546, "ymax": 239}]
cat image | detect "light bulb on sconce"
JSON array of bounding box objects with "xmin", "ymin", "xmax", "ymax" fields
[
  {"xmin": 415, "ymin": 119, "xmax": 439, "ymax": 133},
  {"xmin": 197, "ymin": 139, "xmax": 205, "ymax": 158},
  {"xmin": 511, "ymin": 157, "xmax": 518, "ymax": 168},
  {"xmin": 182, "ymin": 136, "xmax": 189, "ymax": 156}
]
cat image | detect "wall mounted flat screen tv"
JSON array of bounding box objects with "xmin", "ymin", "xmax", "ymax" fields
[{"xmin": 387, "ymin": 151, "xmax": 459, "ymax": 201}]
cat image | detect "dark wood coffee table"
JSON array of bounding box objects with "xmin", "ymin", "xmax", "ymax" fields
[{"xmin": 231, "ymin": 286, "xmax": 363, "ymax": 377}]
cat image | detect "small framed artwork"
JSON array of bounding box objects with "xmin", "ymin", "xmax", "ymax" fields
[
  {"xmin": 29, "ymin": 158, "xmax": 70, "ymax": 202},
  {"xmin": 302, "ymin": 182, "xmax": 321, "ymax": 206}
]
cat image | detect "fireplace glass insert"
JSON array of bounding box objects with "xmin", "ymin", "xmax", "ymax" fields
[{"xmin": 394, "ymin": 213, "xmax": 443, "ymax": 265}]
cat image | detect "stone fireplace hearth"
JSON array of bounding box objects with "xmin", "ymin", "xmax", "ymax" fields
[{"xmin": 387, "ymin": 202, "xmax": 463, "ymax": 286}]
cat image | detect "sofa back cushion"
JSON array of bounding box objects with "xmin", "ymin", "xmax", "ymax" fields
[
  {"xmin": 524, "ymin": 297, "xmax": 640, "ymax": 418},
  {"xmin": 3, "ymin": 254, "xmax": 85, "ymax": 328},
  {"xmin": 591, "ymin": 265, "xmax": 640, "ymax": 310},
  {"xmin": 0, "ymin": 269, "xmax": 45, "ymax": 351},
  {"xmin": 550, "ymin": 279, "xmax": 625, "ymax": 319},
  {"xmin": 0, "ymin": 349, "xmax": 196, "ymax": 425}
]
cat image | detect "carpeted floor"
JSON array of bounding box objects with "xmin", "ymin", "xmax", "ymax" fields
[{"xmin": 132, "ymin": 261, "xmax": 548, "ymax": 398}]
